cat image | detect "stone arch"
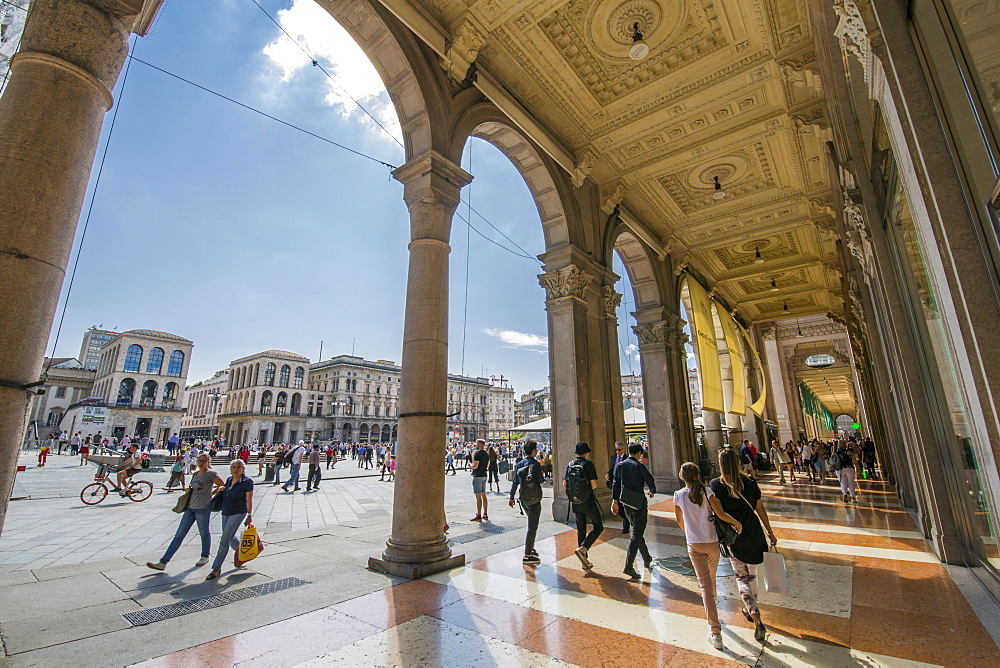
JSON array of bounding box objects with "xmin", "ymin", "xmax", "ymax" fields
[
  {"xmin": 612, "ymin": 229, "xmax": 666, "ymax": 312},
  {"xmin": 313, "ymin": 0, "xmax": 449, "ymax": 160},
  {"xmin": 451, "ymin": 103, "xmax": 582, "ymax": 251}
]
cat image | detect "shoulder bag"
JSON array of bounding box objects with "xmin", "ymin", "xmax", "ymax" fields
[
  {"xmin": 619, "ymin": 485, "xmax": 646, "ymax": 510},
  {"xmin": 711, "ymin": 489, "xmax": 753, "ymax": 556},
  {"xmin": 172, "ymin": 489, "xmax": 191, "ymax": 514}
]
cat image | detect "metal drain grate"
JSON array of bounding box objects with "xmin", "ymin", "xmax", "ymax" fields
[
  {"xmin": 449, "ymin": 525, "xmax": 512, "ymax": 544},
  {"xmin": 123, "ymin": 577, "xmax": 311, "ymax": 626}
]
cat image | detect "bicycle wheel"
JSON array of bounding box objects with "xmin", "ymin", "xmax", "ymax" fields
[
  {"xmin": 81, "ymin": 483, "xmax": 108, "ymax": 505},
  {"xmin": 127, "ymin": 480, "xmax": 153, "ymax": 502}
]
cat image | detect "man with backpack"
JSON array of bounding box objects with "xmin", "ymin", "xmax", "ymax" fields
[
  {"xmin": 509, "ymin": 440, "xmax": 544, "ymax": 565},
  {"xmin": 282, "ymin": 441, "xmax": 307, "ymax": 492},
  {"xmin": 564, "ymin": 442, "xmax": 602, "ymax": 570}
]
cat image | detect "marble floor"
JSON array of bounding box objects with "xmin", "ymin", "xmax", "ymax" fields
[{"xmin": 138, "ymin": 473, "xmax": 1000, "ymax": 667}]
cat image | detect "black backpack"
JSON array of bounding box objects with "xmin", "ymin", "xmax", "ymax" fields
[
  {"xmin": 564, "ymin": 459, "xmax": 592, "ymax": 504},
  {"xmin": 517, "ymin": 461, "xmax": 543, "ymax": 506}
]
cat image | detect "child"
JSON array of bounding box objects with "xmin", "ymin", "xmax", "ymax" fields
[
  {"xmin": 674, "ymin": 462, "xmax": 742, "ymax": 651},
  {"xmin": 38, "ymin": 442, "xmax": 49, "ymax": 467},
  {"xmin": 388, "ymin": 454, "xmax": 396, "ymax": 481}
]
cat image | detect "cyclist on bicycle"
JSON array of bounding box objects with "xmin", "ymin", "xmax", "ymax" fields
[{"xmin": 113, "ymin": 444, "xmax": 142, "ymax": 495}]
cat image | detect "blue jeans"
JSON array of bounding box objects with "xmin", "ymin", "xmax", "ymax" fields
[
  {"xmin": 160, "ymin": 507, "xmax": 211, "ymax": 563},
  {"xmin": 211, "ymin": 512, "xmax": 247, "ymax": 571},
  {"xmin": 284, "ymin": 464, "xmax": 301, "ymax": 489}
]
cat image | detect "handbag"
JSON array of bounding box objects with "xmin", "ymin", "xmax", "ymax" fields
[
  {"xmin": 711, "ymin": 512, "xmax": 739, "ymax": 556},
  {"xmin": 207, "ymin": 477, "xmax": 229, "ymax": 513},
  {"xmin": 498, "ymin": 460, "xmax": 510, "ymax": 475},
  {"xmin": 172, "ymin": 489, "xmax": 191, "ymax": 514},
  {"xmin": 619, "ymin": 485, "xmax": 646, "ymax": 510},
  {"xmin": 762, "ymin": 547, "xmax": 788, "ymax": 595}
]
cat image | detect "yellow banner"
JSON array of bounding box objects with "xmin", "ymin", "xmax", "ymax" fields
[
  {"xmin": 716, "ymin": 303, "xmax": 746, "ymax": 415},
  {"xmin": 686, "ymin": 278, "xmax": 724, "ymax": 412},
  {"xmin": 739, "ymin": 323, "xmax": 767, "ymax": 417}
]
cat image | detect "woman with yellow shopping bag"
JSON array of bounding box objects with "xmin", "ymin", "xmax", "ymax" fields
[{"xmin": 205, "ymin": 459, "xmax": 255, "ymax": 581}]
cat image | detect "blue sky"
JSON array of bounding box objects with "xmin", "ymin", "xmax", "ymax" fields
[{"xmin": 42, "ymin": 0, "xmax": 640, "ymax": 398}]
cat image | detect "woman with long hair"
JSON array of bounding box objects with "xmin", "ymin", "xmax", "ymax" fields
[
  {"xmin": 674, "ymin": 462, "xmax": 742, "ymax": 650},
  {"xmin": 710, "ymin": 447, "xmax": 778, "ymax": 643},
  {"xmin": 487, "ymin": 445, "xmax": 500, "ymax": 493}
]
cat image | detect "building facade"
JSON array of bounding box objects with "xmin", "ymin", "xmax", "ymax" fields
[
  {"xmin": 180, "ymin": 369, "xmax": 229, "ymax": 440},
  {"xmin": 516, "ymin": 387, "xmax": 550, "ymax": 425},
  {"xmin": 487, "ymin": 383, "xmax": 516, "ymax": 441},
  {"xmin": 26, "ymin": 358, "xmax": 94, "ymax": 438},
  {"xmin": 218, "ymin": 351, "xmax": 310, "ymax": 446},
  {"xmin": 78, "ymin": 327, "xmax": 119, "ymax": 370},
  {"xmin": 621, "ymin": 374, "xmax": 644, "ymax": 410}
]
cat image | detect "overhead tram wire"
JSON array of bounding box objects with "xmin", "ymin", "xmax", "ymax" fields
[
  {"xmin": 247, "ymin": 0, "xmax": 404, "ymax": 150},
  {"xmin": 44, "ymin": 36, "xmax": 138, "ymax": 377},
  {"xmin": 126, "ymin": 55, "xmax": 396, "ymax": 170}
]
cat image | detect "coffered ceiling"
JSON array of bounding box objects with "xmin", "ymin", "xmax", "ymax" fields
[{"xmin": 384, "ymin": 0, "xmax": 841, "ymax": 323}]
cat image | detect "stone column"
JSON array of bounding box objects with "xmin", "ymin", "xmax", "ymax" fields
[
  {"xmin": 369, "ymin": 151, "xmax": 471, "ymax": 579},
  {"xmin": 0, "ymin": 0, "xmax": 152, "ymax": 536},
  {"xmin": 702, "ymin": 410, "xmax": 724, "ymax": 469},
  {"xmin": 633, "ymin": 310, "xmax": 690, "ymax": 492}
]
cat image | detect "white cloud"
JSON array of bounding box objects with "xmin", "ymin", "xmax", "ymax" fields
[
  {"xmin": 482, "ymin": 328, "xmax": 548, "ymax": 351},
  {"xmin": 261, "ymin": 0, "xmax": 402, "ymax": 144}
]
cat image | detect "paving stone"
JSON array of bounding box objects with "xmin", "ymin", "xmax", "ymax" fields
[
  {"xmin": 0, "ymin": 599, "xmax": 141, "ymax": 655},
  {"xmin": 0, "ymin": 572, "xmax": 130, "ymax": 622}
]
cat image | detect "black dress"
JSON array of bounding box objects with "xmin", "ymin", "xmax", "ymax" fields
[{"xmin": 709, "ymin": 475, "xmax": 768, "ymax": 564}]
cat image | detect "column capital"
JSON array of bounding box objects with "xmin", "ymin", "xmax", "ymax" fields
[
  {"xmin": 632, "ymin": 311, "xmax": 687, "ymax": 351},
  {"xmin": 538, "ymin": 265, "xmax": 594, "ymax": 304},
  {"xmin": 602, "ymin": 286, "xmax": 622, "ymax": 322},
  {"xmin": 392, "ymin": 150, "xmax": 473, "ymax": 209}
]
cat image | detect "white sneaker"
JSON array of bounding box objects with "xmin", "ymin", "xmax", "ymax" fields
[
  {"xmin": 195, "ymin": 557, "xmax": 209, "ymax": 566},
  {"xmin": 708, "ymin": 632, "xmax": 724, "ymax": 650},
  {"xmin": 574, "ymin": 546, "xmax": 593, "ymax": 570},
  {"xmin": 146, "ymin": 561, "xmax": 166, "ymax": 571}
]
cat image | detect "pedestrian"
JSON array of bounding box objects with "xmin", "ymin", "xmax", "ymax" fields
[
  {"xmin": 836, "ymin": 439, "xmax": 862, "ymax": 503},
  {"xmin": 306, "ymin": 444, "xmax": 322, "ymax": 491},
  {"xmin": 564, "ymin": 442, "xmax": 603, "ymax": 570},
  {"xmin": 445, "ymin": 446, "xmax": 457, "ymax": 475},
  {"xmin": 674, "ymin": 462, "xmax": 743, "ymax": 650},
  {"xmin": 165, "ymin": 454, "xmax": 186, "ymax": 491},
  {"xmin": 487, "ymin": 445, "xmax": 500, "ymax": 493},
  {"xmin": 387, "ymin": 453, "xmax": 395, "ymax": 481},
  {"xmin": 79, "ymin": 435, "xmax": 90, "ymax": 466},
  {"xmin": 146, "ymin": 453, "xmax": 224, "ymax": 572},
  {"xmin": 508, "ymin": 440, "xmax": 544, "ymax": 565},
  {"xmin": 710, "ymin": 447, "xmax": 778, "ymax": 643},
  {"xmin": 70, "ymin": 431, "xmax": 81, "ymax": 456},
  {"xmin": 271, "ymin": 445, "xmax": 285, "ymax": 486},
  {"xmin": 861, "ymin": 437, "xmax": 877, "ymax": 479},
  {"xmin": 168, "ymin": 432, "xmax": 180, "ymax": 455},
  {"xmin": 611, "ymin": 443, "xmax": 656, "ymax": 579},
  {"xmin": 205, "ymin": 459, "xmax": 255, "ymax": 580},
  {"xmin": 257, "ymin": 445, "xmax": 267, "ymax": 476},
  {"xmin": 282, "ymin": 441, "xmax": 307, "ymax": 492},
  {"xmin": 470, "ymin": 439, "xmax": 490, "ymax": 521},
  {"xmin": 58, "ymin": 430, "xmax": 68, "ymax": 454},
  {"xmin": 769, "ymin": 439, "xmax": 792, "ymax": 484},
  {"xmin": 799, "ymin": 440, "xmax": 815, "ymax": 483},
  {"xmin": 325, "ymin": 444, "xmax": 335, "ymax": 469},
  {"xmin": 605, "ymin": 441, "xmax": 630, "ymax": 534},
  {"xmin": 812, "ymin": 440, "xmax": 830, "ymax": 485},
  {"xmin": 37, "ymin": 441, "xmax": 49, "ymax": 466}
]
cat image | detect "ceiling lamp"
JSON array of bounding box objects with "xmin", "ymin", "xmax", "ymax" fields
[
  {"xmin": 712, "ymin": 175, "xmax": 726, "ymax": 200},
  {"xmin": 629, "ymin": 22, "xmax": 649, "ymax": 60},
  {"xmin": 754, "ymin": 246, "xmax": 764, "ymax": 264},
  {"xmin": 769, "ymin": 278, "xmax": 778, "ymax": 292},
  {"xmin": 783, "ymin": 302, "xmax": 789, "ymax": 313}
]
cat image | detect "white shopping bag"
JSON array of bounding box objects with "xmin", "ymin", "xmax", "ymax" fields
[{"xmin": 762, "ymin": 549, "xmax": 788, "ymax": 595}]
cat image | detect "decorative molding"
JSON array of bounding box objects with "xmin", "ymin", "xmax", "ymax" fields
[
  {"xmin": 779, "ymin": 56, "xmax": 821, "ymax": 93},
  {"xmin": 774, "ymin": 320, "xmax": 847, "ymax": 340},
  {"xmin": 600, "ymin": 182, "xmax": 627, "ymax": 214},
  {"xmin": 602, "ymin": 286, "xmax": 623, "ymax": 320},
  {"xmin": 538, "ymin": 265, "xmax": 593, "ymax": 302},
  {"xmin": 673, "ymin": 253, "xmax": 690, "ymax": 276},
  {"xmin": 632, "ymin": 312, "xmax": 687, "ymax": 350},
  {"xmin": 843, "ymin": 189, "xmax": 868, "ymax": 268},
  {"xmin": 443, "ymin": 19, "xmax": 486, "ymax": 84},
  {"xmin": 833, "ymin": 0, "xmax": 872, "ymax": 86},
  {"xmin": 633, "ymin": 321, "xmax": 668, "ymax": 346},
  {"xmin": 571, "ymin": 148, "xmax": 598, "ymax": 187}
]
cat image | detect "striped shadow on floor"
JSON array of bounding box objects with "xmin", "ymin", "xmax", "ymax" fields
[{"xmin": 122, "ymin": 577, "xmax": 311, "ymax": 626}]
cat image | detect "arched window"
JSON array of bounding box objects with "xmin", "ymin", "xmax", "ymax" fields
[
  {"xmin": 276, "ymin": 392, "xmax": 288, "ymax": 415},
  {"xmin": 123, "ymin": 345, "xmax": 143, "ymax": 372},
  {"xmin": 145, "ymin": 348, "xmax": 164, "ymax": 374},
  {"xmin": 140, "ymin": 380, "xmax": 158, "ymax": 407},
  {"xmin": 264, "ymin": 363, "xmax": 276, "ymax": 386},
  {"xmin": 290, "ymin": 393, "xmax": 302, "ymax": 415},
  {"xmin": 162, "ymin": 382, "xmax": 178, "ymax": 408},
  {"xmin": 260, "ymin": 391, "xmax": 273, "ymax": 414},
  {"xmin": 279, "ymin": 365, "xmax": 290, "ymax": 388},
  {"xmin": 294, "ymin": 367, "xmax": 304, "ymax": 389},
  {"xmin": 117, "ymin": 379, "xmax": 135, "ymax": 405},
  {"xmin": 167, "ymin": 350, "xmax": 184, "ymax": 377}
]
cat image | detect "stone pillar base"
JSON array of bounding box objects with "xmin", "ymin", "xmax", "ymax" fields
[
  {"xmin": 653, "ymin": 476, "xmax": 681, "ymax": 496},
  {"xmin": 368, "ymin": 553, "xmax": 465, "ymax": 580}
]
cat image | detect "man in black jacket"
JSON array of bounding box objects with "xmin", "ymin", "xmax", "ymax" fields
[
  {"xmin": 564, "ymin": 442, "xmax": 602, "ymax": 570},
  {"xmin": 612, "ymin": 443, "xmax": 656, "ymax": 579},
  {"xmin": 509, "ymin": 440, "xmax": 544, "ymax": 565},
  {"xmin": 605, "ymin": 441, "xmax": 630, "ymax": 533}
]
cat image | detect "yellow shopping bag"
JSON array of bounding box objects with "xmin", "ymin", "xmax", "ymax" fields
[{"xmin": 238, "ymin": 524, "xmax": 262, "ymax": 563}]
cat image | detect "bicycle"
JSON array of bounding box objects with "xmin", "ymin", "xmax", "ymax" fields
[{"xmin": 80, "ymin": 463, "xmax": 153, "ymax": 505}]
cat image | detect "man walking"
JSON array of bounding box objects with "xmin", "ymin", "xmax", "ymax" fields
[
  {"xmin": 282, "ymin": 441, "xmax": 307, "ymax": 491},
  {"xmin": 168, "ymin": 432, "xmax": 179, "ymax": 455},
  {"xmin": 564, "ymin": 442, "xmax": 602, "ymax": 570},
  {"xmin": 70, "ymin": 431, "xmax": 81, "ymax": 456},
  {"xmin": 509, "ymin": 440, "xmax": 544, "ymax": 565},
  {"xmin": 469, "ymin": 439, "xmax": 490, "ymax": 521},
  {"xmin": 606, "ymin": 441, "xmax": 630, "ymax": 534},
  {"xmin": 612, "ymin": 443, "xmax": 657, "ymax": 579},
  {"xmin": 306, "ymin": 443, "xmax": 322, "ymax": 490}
]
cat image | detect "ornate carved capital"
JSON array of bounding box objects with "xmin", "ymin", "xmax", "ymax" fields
[
  {"xmin": 673, "ymin": 254, "xmax": 690, "ymax": 276},
  {"xmin": 443, "ymin": 19, "xmax": 486, "ymax": 84},
  {"xmin": 633, "ymin": 312, "xmax": 687, "ymax": 351},
  {"xmin": 779, "ymin": 57, "xmax": 822, "ymax": 93},
  {"xmin": 833, "ymin": 0, "xmax": 872, "ymax": 86},
  {"xmin": 571, "ymin": 149, "xmax": 598, "ymax": 188},
  {"xmin": 603, "ymin": 286, "xmax": 622, "ymax": 320},
  {"xmin": 538, "ymin": 265, "xmax": 593, "ymax": 302},
  {"xmin": 600, "ymin": 182, "xmax": 627, "ymax": 214},
  {"xmin": 842, "ymin": 189, "xmax": 869, "ymax": 268},
  {"xmin": 633, "ymin": 321, "xmax": 667, "ymax": 346}
]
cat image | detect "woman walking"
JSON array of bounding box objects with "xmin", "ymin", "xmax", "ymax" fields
[
  {"xmin": 206, "ymin": 459, "xmax": 255, "ymax": 580},
  {"xmin": 487, "ymin": 445, "xmax": 500, "ymax": 493},
  {"xmin": 674, "ymin": 462, "xmax": 742, "ymax": 650},
  {"xmin": 710, "ymin": 447, "xmax": 778, "ymax": 643},
  {"xmin": 146, "ymin": 454, "xmax": 224, "ymax": 571},
  {"xmin": 769, "ymin": 440, "xmax": 792, "ymax": 484},
  {"xmin": 165, "ymin": 453, "xmax": 185, "ymax": 491},
  {"xmin": 836, "ymin": 440, "xmax": 862, "ymax": 503}
]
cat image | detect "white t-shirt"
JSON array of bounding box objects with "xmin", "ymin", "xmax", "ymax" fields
[{"xmin": 673, "ymin": 486, "xmax": 718, "ymax": 545}]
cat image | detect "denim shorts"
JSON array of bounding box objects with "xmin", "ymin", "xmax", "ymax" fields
[{"xmin": 472, "ymin": 476, "xmax": 487, "ymax": 494}]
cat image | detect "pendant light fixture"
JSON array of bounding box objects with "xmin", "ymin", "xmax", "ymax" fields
[
  {"xmin": 770, "ymin": 277, "xmax": 778, "ymax": 292},
  {"xmin": 783, "ymin": 301, "xmax": 789, "ymax": 313},
  {"xmin": 754, "ymin": 246, "xmax": 764, "ymax": 264},
  {"xmin": 712, "ymin": 175, "xmax": 726, "ymax": 200},
  {"xmin": 629, "ymin": 22, "xmax": 649, "ymax": 60}
]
